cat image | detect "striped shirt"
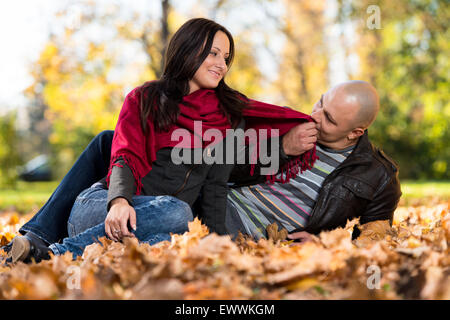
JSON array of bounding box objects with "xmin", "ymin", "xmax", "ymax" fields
[{"xmin": 227, "ymin": 143, "xmax": 354, "ymax": 239}]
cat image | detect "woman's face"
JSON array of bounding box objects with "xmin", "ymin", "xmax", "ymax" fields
[{"xmin": 189, "ymin": 31, "xmax": 230, "ymax": 94}]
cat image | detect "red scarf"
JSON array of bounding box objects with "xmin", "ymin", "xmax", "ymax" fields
[{"xmin": 106, "ymin": 87, "xmax": 318, "ymax": 194}]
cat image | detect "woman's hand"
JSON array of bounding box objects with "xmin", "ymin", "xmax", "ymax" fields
[{"xmin": 105, "ymin": 197, "xmax": 137, "ymax": 241}]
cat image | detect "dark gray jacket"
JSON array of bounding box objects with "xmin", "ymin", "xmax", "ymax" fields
[{"xmin": 102, "ymin": 120, "xmax": 245, "ymax": 235}]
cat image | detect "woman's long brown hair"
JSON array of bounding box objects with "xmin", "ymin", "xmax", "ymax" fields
[{"xmin": 137, "ymin": 18, "xmax": 248, "ymax": 133}]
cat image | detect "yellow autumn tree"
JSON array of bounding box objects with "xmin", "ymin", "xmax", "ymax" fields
[
  {"xmin": 271, "ymin": 0, "xmax": 329, "ymax": 112},
  {"xmin": 24, "ymin": 1, "xmax": 269, "ymax": 178}
]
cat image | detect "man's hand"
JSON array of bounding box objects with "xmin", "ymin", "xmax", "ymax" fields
[
  {"xmin": 282, "ymin": 122, "xmax": 318, "ymax": 156},
  {"xmin": 287, "ymin": 231, "xmax": 316, "ymax": 243},
  {"xmin": 105, "ymin": 197, "xmax": 137, "ymax": 241}
]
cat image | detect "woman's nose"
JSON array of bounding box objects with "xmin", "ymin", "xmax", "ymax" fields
[{"xmin": 216, "ymin": 56, "xmax": 227, "ymax": 70}]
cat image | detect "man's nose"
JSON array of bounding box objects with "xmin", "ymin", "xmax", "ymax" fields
[{"xmin": 311, "ymin": 109, "xmax": 322, "ymax": 124}]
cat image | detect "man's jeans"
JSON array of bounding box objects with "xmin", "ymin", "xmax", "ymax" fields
[{"xmin": 49, "ymin": 185, "xmax": 193, "ymax": 259}]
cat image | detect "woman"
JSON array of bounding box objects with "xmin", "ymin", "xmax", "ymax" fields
[{"xmin": 4, "ymin": 18, "xmax": 316, "ymax": 264}]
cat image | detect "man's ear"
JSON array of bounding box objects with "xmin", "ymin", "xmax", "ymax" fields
[{"xmin": 348, "ymin": 128, "xmax": 365, "ymax": 140}]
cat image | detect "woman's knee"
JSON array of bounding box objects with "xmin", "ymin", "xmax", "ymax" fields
[
  {"xmin": 160, "ymin": 196, "xmax": 193, "ymax": 232},
  {"xmin": 69, "ymin": 187, "xmax": 108, "ymax": 235},
  {"xmin": 171, "ymin": 197, "xmax": 193, "ymax": 223},
  {"xmin": 73, "ymin": 186, "xmax": 107, "ymax": 204},
  {"xmin": 135, "ymin": 196, "xmax": 193, "ymax": 233}
]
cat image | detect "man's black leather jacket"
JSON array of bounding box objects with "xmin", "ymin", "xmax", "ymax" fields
[{"xmin": 229, "ymin": 130, "xmax": 402, "ymax": 235}]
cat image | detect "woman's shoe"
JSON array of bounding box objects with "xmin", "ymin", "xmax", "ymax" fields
[{"xmin": 6, "ymin": 233, "xmax": 51, "ymax": 264}]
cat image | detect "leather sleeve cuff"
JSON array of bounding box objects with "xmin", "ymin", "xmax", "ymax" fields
[{"xmin": 279, "ymin": 135, "xmax": 291, "ymax": 161}]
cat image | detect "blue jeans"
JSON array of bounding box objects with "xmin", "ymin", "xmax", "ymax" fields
[
  {"xmin": 19, "ymin": 131, "xmax": 115, "ymax": 244},
  {"xmin": 17, "ymin": 129, "xmax": 249, "ymax": 249},
  {"xmin": 49, "ymin": 185, "xmax": 193, "ymax": 258}
]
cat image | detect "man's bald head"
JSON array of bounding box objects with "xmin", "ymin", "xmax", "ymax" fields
[
  {"xmin": 311, "ymin": 80, "xmax": 380, "ymax": 150},
  {"xmin": 338, "ymin": 80, "xmax": 380, "ymax": 129}
]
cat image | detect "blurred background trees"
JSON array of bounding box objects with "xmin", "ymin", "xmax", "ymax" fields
[
  {"xmin": 349, "ymin": 0, "xmax": 449, "ymax": 180},
  {"xmin": 0, "ymin": 0, "xmax": 448, "ymax": 187},
  {"xmin": 0, "ymin": 114, "xmax": 22, "ymax": 188}
]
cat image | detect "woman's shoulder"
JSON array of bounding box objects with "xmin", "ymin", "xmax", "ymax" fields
[{"xmin": 126, "ymin": 80, "xmax": 160, "ymax": 100}]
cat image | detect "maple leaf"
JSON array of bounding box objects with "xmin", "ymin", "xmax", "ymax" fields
[
  {"xmin": 354, "ymin": 220, "xmax": 395, "ymax": 247},
  {"xmin": 188, "ymin": 217, "xmax": 209, "ymax": 238},
  {"xmin": 266, "ymin": 222, "xmax": 288, "ymax": 242},
  {"xmin": 0, "ymin": 201, "xmax": 449, "ymax": 300}
]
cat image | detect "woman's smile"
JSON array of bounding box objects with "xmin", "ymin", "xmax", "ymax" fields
[
  {"xmin": 208, "ymin": 69, "xmax": 221, "ymax": 79},
  {"xmin": 189, "ymin": 30, "xmax": 230, "ymax": 93}
]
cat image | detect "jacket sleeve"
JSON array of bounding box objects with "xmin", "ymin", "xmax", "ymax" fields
[
  {"xmin": 107, "ymin": 88, "xmax": 149, "ymax": 210},
  {"xmin": 359, "ymin": 169, "xmax": 402, "ymax": 226},
  {"xmin": 106, "ymin": 157, "xmax": 136, "ymax": 211},
  {"xmin": 106, "ymin": 88, "xmax": 156, "ymax": 195},
  {"xmin": 198, "ymin": 163, "xmax": 234, "ymax": 235}
]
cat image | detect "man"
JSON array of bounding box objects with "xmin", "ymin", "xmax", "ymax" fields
[
  {"xmin": 224, "ymin": 80, "xmax": 401, "ymax": 242},
  {"xmin": 2, "ymin": 80, "xmax": 401, "ymax": 262}
]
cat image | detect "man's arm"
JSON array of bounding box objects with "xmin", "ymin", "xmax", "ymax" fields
[
  {"xmin": 350, "ymin": 165, "xmax": 402, "ymax": 244},
  {"xmin": 228, "ymin": 135, "xmax": 292, "ymax": 187},
  {"xmin": 290, "ymin": 172, "xmax": 401, "ymax": 243}
]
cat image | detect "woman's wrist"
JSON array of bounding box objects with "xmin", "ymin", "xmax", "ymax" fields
[{"xmin": 111, "ymin": 197, "xmax": 129, "ymax": 207}]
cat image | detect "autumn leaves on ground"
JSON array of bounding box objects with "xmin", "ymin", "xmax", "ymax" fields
[{"xmin": 0, "ymin": 199, "xmax": 449, "ymax": 300}]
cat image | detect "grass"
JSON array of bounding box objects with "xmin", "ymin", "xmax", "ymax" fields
[
  {"xmin": 0, "ymin": 181, "xmax": 58, "ymax": 213},
  {"xmin": 0, "ymin": 180, "xmax": 448, "ymax": 213},
  {"xmin": 399, "ymin": 180, "xmax": 450, "ymax": 205}
]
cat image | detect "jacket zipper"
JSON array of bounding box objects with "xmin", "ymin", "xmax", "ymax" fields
[{"xmin": 173, "ymin": 164, "xmax": 195, "ymax": 196}]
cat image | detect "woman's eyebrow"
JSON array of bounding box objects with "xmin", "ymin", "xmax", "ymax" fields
[{"xmin": 212, "ymin": 46, "xmax": 229, "ymax": 55}]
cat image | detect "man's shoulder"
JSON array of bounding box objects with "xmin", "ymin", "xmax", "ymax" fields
[
  {"xmin": 368, "ymin": 143, "xmax": 399, "ymax": 176},
  {"xmin": 340, "ymin": 135, "xmax": 400, "ymax": 191}
]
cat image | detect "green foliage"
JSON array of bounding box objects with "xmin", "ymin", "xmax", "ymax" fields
[
  {"xmin": 0, "ymin": 114, "xmax": 22, "ymax": 188},
  {"xmin": 349, "ymin": 0, "xmax": 450, "ymax": 179}
]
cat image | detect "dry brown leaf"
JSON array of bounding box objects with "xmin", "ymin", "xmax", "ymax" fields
[
  {"xmin": 0, "ymin": 201, "xmax": 449, "ymax": 300},
  {"xmin": 354, "ymin": 219, "xmax": 394, "ymax": 247},
  {"xmin": 266, "ymin": 222, "xmax": 288, "ymax": 242}
]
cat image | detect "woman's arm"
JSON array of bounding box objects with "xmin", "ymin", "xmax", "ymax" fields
[
  {"xmin": 106, "ymin": 159, "xmax": 137, "ymax": 241},
  {"xmin": 105, "ymin": 88, "xmax": 148, "ymax": 240},
  {"xmin": 107, "ymin": 157, "xmax": 136, "ymax": 210},
  {"xmin": 228, "ymin": 135, "xmax": 292, "ymax": 187},
  {"xmin": 198, "ymin": 162, "xmax": 234, "ymax": 235}
]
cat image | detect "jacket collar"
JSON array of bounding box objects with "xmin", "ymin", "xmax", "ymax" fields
[{"xmin": 336, "ymin": 130, "xmax": 374, "ymax": 169}]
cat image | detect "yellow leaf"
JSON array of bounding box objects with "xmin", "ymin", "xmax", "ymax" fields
[{"xmin": 286, "ymin": 277, "xmax": 320, "ymax": 291}]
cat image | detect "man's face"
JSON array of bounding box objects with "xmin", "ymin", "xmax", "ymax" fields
[{"xmin": 310, "ymin": 86, "xmax": 360, "ymax": 149}]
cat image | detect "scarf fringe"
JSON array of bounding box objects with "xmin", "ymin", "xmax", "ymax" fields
[
  {"xmin": 106, "ymin": 154, "xmax": 144, "ymax": 195},
  {"xmin": 248, "ymin": 135, "xmax": 319, "ymax": 184},
  {"xmin": 250, "ymin": 147, "xmax": 319, "ymax": 184}
]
